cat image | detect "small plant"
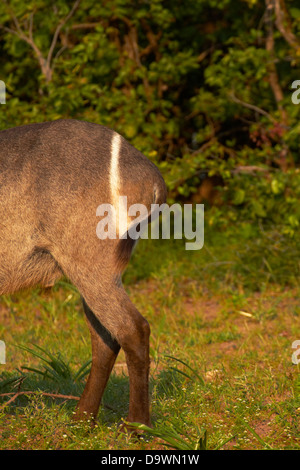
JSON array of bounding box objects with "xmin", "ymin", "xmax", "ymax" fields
[
  {"xmin": 163, "ymin": 355, "xmax": 205, "ymax": 385},
  {"xmin": 0, "ymin": 374, "xmax": 24, "ymax": 392},
  {"xmin": 18, "ymin": 344, "xmax": 91, "ymax": 385},
  {"xmin": 127, "ymin": 420, "xmax": 234, "ymax": 450},
  {"xmin": 129, "ymin": 421, "xmax": 208, "ymax": 450}
]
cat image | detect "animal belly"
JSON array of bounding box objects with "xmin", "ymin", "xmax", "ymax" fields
[{"xmin": 0, "ymin": 247, "xmax": 62, "ymax": 295}]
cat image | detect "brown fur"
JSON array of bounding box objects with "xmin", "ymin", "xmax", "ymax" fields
[{"xmin": 0, "ymin": 119, "xmax": 167, "ymax": 427}]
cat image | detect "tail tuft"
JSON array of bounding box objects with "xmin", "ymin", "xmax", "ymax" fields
[{"xmin": 115, "ymin": 236, "xmax": 137, "ymax": 272}]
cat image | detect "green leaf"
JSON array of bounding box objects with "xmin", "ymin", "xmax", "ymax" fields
[
  {"xmin": 271, "ymin": 179, "xmax": 284, "ymax": 195},
  {"xmin": 290, "ymin": 8, "xmax": 300, "ymax": 19},
  {"xmin": 251, "ymin": 200, "xmax": 266, "ymax": 218},
  {"xmin": 233, "ymin": 189, "xmax": 245, "ymax": 205}
]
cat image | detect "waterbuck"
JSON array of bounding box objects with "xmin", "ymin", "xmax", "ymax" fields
[{"xmin": 0, "ymin": 119, "xmax": 167, "ymax": 428}]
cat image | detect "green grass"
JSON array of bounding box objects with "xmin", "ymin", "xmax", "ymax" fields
[{"xmin": 0, "ymin": 221, "xmax": 299, "ymax": 450}]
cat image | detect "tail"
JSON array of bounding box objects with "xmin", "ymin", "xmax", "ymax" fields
[{"xmin": 115, "ymin": 177, "xmax": 167, "ymax": 272}]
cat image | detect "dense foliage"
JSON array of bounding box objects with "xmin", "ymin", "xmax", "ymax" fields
[{"xmin": 1, "ymin": 0, "xmax": 300, "ymax": 237}]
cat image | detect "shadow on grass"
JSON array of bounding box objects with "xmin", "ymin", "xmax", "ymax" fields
[{"xmin": 0, "ymin": 356, "xmax": 190, "ymax": 429}]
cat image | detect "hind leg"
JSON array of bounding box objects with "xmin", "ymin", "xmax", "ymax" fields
[
  {"xmin": 79, "ymin": 285, "xmax": 151, "ymax": 427},
  {"xmin": 54, "ymin": 251, "xmax": 151, "ymax": 426},
  {"xmin": 111, "ymin": 289, "xmax": 151, "ymax": 427},
  {"xmin": 74, "ymin": 299, "xmax": 120, "ymax": 422},
  {"xmin": 53, "ymin": 240, "xmax": 150, "ymax": 425}
]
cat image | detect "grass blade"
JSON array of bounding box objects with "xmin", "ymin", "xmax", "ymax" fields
[
  {"xmin": 73, "ymin": 360, "xmax": 91, "ymax": 382},
  {"xmin": 164, "ymin": 355, "xmax": 205, "ymax": 384},
  {"xmin": 241, "ymin": 421, "xmax": 273, "ymax": 450}
]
